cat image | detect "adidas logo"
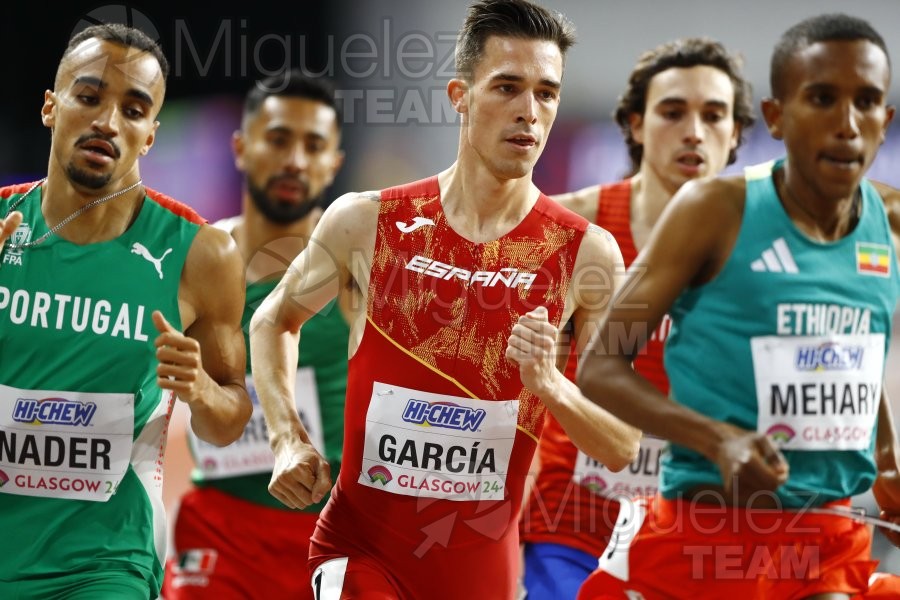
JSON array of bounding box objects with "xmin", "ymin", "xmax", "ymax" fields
[{"xmin": 750, "ymin": 237, "xmax": 798, "ymax": 273}]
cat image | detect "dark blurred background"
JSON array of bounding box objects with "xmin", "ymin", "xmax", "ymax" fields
[
  {"xmin": 0, "ymin": 2, "xmax": 340, "ymax": 211},
  {"xmin": 6, "ymin": 0, "xmax": 900, "ymax": 218}
]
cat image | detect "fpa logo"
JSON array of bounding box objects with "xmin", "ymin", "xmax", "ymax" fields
[{"xmin": 2, "ymin": 223, "xmax": 31, "ymax": 265}]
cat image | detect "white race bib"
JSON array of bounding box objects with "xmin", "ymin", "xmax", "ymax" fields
[
  {"xmin": 190, "ymin": 368, "xmax": 323, "ymax": 478},
  {"xmin": 0, "ymin": 383, "xmax": 134, "ymax": 502},
  {"xmin": 359, "ymin": 382, "xmax": 517, "ymax": 502},
  {"xmin": 751, "ymin": 334, "xmax": 883, "ymax": 451},
  {"xmin": 573, "ymin": 436, "xmax": 665, "ymax": 499}
]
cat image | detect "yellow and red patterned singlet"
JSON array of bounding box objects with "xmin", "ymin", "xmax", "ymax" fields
[{"xmin": 310, "ymin": 176, "xmax": 587, "ymax": 599}]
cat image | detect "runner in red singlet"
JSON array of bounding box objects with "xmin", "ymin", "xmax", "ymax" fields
[
  {"xmin": 577, "ymin": 14, "xmax": 900, "ymax": 600},
  {"xmin": 519, "ymin": 38, "xmax": 755, "ymax": 599},
  {"xmin": 248, "ymin": 1, "xmax": 641, "ymax": 598}
]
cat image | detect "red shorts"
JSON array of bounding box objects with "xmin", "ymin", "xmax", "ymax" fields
[
  {"xmin": 162, "ymin": 487, "xmax": 319, "ymax": 599},
  {"xmin": 578, "ymin": 495, "xmax": 879, "ymax": 600},
  {"xmin": 855, "ymin": 572, "xmax": 900, "ymax": 599},
  {"xmin": 308, "ymin": 514, "xmax": 519, "ymax": 600},
  {"xmin": 310, "ymin": 555, "xmax": 406, "ymax": 600}
]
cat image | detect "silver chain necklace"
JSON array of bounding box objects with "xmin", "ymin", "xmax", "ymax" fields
[{"xmin": 5, "ymin": 177, "xmax": 143, "ymax": 250}]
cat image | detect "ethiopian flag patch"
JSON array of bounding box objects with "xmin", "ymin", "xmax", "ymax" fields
[{"xmin": 856, "ymin": 242, "xmax": 891, "ymax": 277}]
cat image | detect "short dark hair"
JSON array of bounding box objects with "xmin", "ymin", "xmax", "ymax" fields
[
  {"xmin": 770, "ymin": 13, "xmax": 890, "ymax": 99},
  {"xmin": 63, "ymin": 24, "xmax": 169, "ymax": 81},
  {"xmin": 243, "ymin": 70, "xmax": 342, "ymax": 131},
  {"xmin": 455, "ymin": 0, "xmax": 576, "ymax": 80},
  {"xmin": 614, "ymin": 37, "xmax": 755, "ymax": 173}
]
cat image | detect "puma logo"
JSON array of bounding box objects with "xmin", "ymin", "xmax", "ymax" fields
[
  {"xmin": 131, "ymin": 242, "xmax": 173, "ymax": 280},
  {"xmin": 395, "ymin": 216, "xmax": 435, "ymax": 233}
]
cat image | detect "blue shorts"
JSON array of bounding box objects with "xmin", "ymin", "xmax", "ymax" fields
[{"xmin": 523, "ymin": 542, "xmax": 597, "ymax": 600}]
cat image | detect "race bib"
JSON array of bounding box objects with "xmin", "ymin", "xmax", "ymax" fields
[
  {"xmin": 0, "ymin": 383, "xmax": 134, "ymax": 502},
  {"xmin": 751, "ymin": 334, "xmax": 883, "ymax": 451},
  {"xmin": 573, "ymin": 436, "xmax": 665, "ymax": 499},
  {"xmin": 190, "ymin": 368, "xmax": 322, "ymax": 478},
  {"xmin": 359, "ymin": 382, "xmax": 517, "ymax": 502}
]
